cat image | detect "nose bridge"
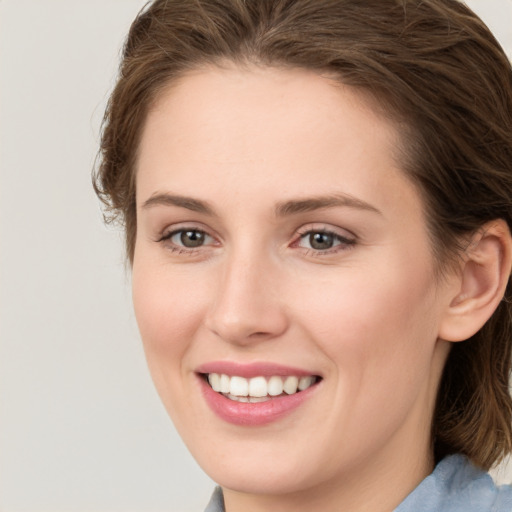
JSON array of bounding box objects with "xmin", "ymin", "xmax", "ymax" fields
[{"xmin": 206, "ymin": 242, "xmax": 288, "ymax": 344}]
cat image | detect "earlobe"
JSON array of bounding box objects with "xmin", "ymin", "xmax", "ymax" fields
[{"xmin": 439, "ymin": 220, "xmax": 512, "ymax": 342}]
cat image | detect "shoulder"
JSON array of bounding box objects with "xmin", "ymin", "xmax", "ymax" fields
[
  {"xmin": 395, "ymin": 454, "xmax": 512, "ymax": 512},
  {"xmin": 204, "ymin": 486, "xmax": 225, "ymax": 512}
]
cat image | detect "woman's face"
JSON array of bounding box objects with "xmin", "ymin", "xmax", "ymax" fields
[{"xmin": 133, "ymin": 66, "xmax": 455, "ymax": 502}]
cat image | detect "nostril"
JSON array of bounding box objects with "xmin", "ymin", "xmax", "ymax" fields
[{"xmin": 249, "ymin": 331, "xmax": 273, "ymax": 338}]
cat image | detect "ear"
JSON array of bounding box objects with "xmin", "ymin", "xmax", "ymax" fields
[{"xmin": 438, "ymin": 219, "xmax": 512, "ymax": 342}]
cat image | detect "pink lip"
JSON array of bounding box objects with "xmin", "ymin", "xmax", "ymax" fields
[
  {"xmin": 196, "ymin": 361, "xmax": 318, "ymax": 378},
  {"xmin": 196, "ymin": 362, "xmax": 321, "ymax": 426}
]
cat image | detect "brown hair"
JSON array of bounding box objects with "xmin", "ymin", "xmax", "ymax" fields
[{"xmin": 94, "ymin": 0, "xmax": 512, "ymax": 470}]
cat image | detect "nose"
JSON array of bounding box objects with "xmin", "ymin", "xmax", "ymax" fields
[{"xmin": 205, "ymin": 250, "xmax": 289, "ymax": 346}]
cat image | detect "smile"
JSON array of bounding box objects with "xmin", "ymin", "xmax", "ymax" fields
[
  {"xmin": 197, "ymin": 363, "xmax": 322, "ymax": 425},
  {"xmin": 206, "ymin": 373, "xmax": 318, "ymax": 402}
]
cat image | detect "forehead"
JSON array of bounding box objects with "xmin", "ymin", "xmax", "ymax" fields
[
  {"xmin": 136, "ymin": 65, "xmax": 418, "ymax": 222},
  {"xmin": 140, "ymin": 65, "xmax": 395, "ymax": 155}
]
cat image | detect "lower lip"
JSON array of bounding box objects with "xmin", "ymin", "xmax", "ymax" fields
[{"xmin": 199, "ymin": 376, "xmax": 319, "ymax": 426}]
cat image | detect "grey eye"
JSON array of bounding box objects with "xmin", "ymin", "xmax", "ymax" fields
[
  {"xmin": 297, "ymin": 229, "xmax": 355, "ymax": 252},
  {"xmin": 309, "ymin": 232, "xmax": 335, "ymax": 250},
  {"xmin": 172, "ymin": 230, "xmax": 208, "ymax": 248}
]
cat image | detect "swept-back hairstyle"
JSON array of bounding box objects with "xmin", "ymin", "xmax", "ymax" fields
[{"xmin": 94, "ymin": 0, "xmax": 512, "ymax": 470}]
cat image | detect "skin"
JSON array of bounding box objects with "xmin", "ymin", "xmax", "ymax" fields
[{"xmin": 132, "ymin": 65, "xmax": 462, "ymax": 512}]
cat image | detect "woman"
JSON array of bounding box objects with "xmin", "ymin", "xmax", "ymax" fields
[{"xmin": 95, "ymin": 0, "xmax": 512, "ymax": 510}]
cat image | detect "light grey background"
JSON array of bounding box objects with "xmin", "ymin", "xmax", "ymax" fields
[{"xmin": 0, "ymin": 1, "xmax": 511, "ymax": 511}]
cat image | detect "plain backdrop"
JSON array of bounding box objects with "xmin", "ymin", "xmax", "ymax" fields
[{"xmin": 1, "ymin": 1, "xmax": 511, "ymax": 511}]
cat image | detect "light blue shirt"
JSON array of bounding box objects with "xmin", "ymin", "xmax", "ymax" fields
[{"xmin": 204, "ymin": 455, "xmax": 512, "ymax": 511}]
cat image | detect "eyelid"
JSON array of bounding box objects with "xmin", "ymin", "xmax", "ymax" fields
[
  {"xmin": 165, "ymin": 229, "xmax": 214, "ymax": 245},
  {"xmin": 292, "ymin": 224, "xmax": 357, "ymax": 253},
  {"xmin": 156, "ymin": 221, "xmax": 215, "ymax": 241},
  {"xmin": 295, "ymin": 223, "xmax": 356, "ymax": 241},
  {"xmin": 155, "ymin": 223, "xmax": 220, "ymax": 253},
  {"xmin": 154, "ymin": 222, "xmax": 356, "ymax": 256}
]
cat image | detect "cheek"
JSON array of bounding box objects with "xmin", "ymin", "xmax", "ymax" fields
[
  {"xmin": 292, "ymin": 259, "xmax": 440, "ymax": 394},
  {"xmin": 131, "ymin": 262, "xmax": 218, "ymax": 435},
  {"xmin": 131, "ymin": 262, "xmax": 208, "ymax": 386},
  {"xmin": 295, "ymin": 265, "xmax": 441, "ymax": 456}
]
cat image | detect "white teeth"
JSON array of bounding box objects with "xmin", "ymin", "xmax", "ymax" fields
[
  {"xmin": 229, "ymin": 376, "xmax": 249, "ymax": 397},
  {"xmin": 220, "ymin": 373, "xmax": 230, "ymax": 393},
  {"xmin": 248, "ymin": 376, "xmax": 268, "ymax": 397},
  {"xmin": 226, "ymin": 394, "xmax": 271, "ymax": 403},
  {"xmin": 208, "ymin": 373, "xmax": 221, "ymax": 392},
  {"xmin": 247, "ymin": 396, "xmax": 269, "ymax": 403},
  {"xmin": 267, "ymin": 375, "xmax": 284, "ymax": 396},
  {"xmin": 298, "ymin": 375, "xmax": 315, "ymax": 391},
  {"xmin": 283, "ymin": 376, "xmax": 299, "ymax": 394},
  {"xmin": 207, "ymin": 373, "xmax": 317, "ymax": 398}
]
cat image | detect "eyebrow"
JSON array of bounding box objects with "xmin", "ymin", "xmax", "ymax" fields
[
  {"xmin": 141, "ymin": 193, "xmax": 215, "ymax": 215},
  {"xmin": 275, "ymin": 193, "xmax": 382, "ymax": 217},
  {"xmin": 140, "ymin": 192, "xmax": 381, "ymax": 217}
]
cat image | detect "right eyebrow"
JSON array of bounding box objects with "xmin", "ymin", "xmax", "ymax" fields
[{"xmin": 141, "ymin": 193, "xmax": 215, "ymax": 216}]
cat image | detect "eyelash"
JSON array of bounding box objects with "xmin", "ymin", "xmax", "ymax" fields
[
  {"xmin": 156, "ymin": 227, "xmax": 215, "ymax": 254},
  {"xmin": 156, "ymin": 226, "xmax": 356, "ymax": 256},
  {"xmin": 293, "ymin": 227, "xmax": 356, "ymax": 255}
]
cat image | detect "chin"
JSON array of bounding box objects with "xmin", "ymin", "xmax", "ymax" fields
[
  {"xmin": 181, "ymin": 428, "xmax": 342, "ymax": 497},
  {"xmin": 204, "ymin": 459, "xmax": 313, "ymax": 496}
]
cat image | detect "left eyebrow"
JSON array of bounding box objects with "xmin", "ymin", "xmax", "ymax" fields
[{"xmin": 275, "ymin": 193, "xmax": 382, "ymax": 217}]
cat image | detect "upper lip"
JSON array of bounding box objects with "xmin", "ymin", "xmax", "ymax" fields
[{"xmin": 196, "ymin": 361, "xmax": 320, "ymax": 379}]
